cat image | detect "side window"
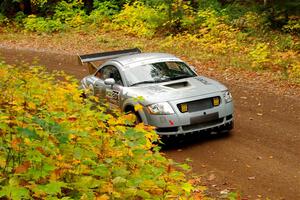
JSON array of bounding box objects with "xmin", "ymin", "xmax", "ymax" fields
[{"xmin": 96, "ymin": 65, "xmax": 123, "ymax": 86}]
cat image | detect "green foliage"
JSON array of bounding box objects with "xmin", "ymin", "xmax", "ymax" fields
[
  {"xmin": 1, "ymin": 0, "xmax": 300, "ymax": 82},
  {"xmin": 221, "ymin": 1, "xmax": 260, "ymax": 22},
  {"xmin": 22, "ymin": 0, "xmax": 88, "ymax": 32},
  {"xmin": 233, "ymin": 11, "xmax": 270, "ymax": 34},
  {"xmin": 198, "ymin": 0, "xmax": 222, "ymax": 11},
  {"xmin": 164, "ymin": 0, "xmax": 196, "ymax": 33},
  {"xmin": 53, "ymin": 0, "xmax": 87, "ymax": 28},
  {"xmin": 249, "ymin": 42, "xmax": 270, "ymax": 68},
  {"xmin": 197, "ymin": 8, "xmax": 221, "ymax": 29},
  {"xmin": 31, "ymin": 0, "xmax": 48, "ymax": 7},
  {"xmin": 87, "ymin": 1, "xmax": 119, "ymax": 26},
  {"xmin": 0, "ymin": 13, "xmax": 9, "ymax": 26},
  {"xmin": 227, "ymin": 191, "xmax": 239, "ymax": 200},
  {"xmin": 283, "ymin": 18, "xmax": 300, "ymax": 35},
  {"xmin": 288, "ymin": 62, "xmax": 300, "ymax": 81},
  {"xmin": 23, "ymin": 15, "xmax": 64, "ymax": 33},
  {"xmin": 14, "ymin": 11, "xmax": 26, "ymax": 24},
  {"xmin": 274, "ymin": 34, "xmax": 295, "ymax": 51},
  {"xmin": 112, "ymin": 2, "xmax": 167, "ymax": 37},
  {"xmin": 0, "ymin": 63, "xmax": 196, "ymax": 199}
]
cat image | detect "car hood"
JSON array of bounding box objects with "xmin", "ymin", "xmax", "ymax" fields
[{"xmin": 126, "ymin": 76, "xmax": 227, "ymax": 104}]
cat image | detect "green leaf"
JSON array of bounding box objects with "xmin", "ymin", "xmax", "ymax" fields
[
  {"xmin": 42, "ymin": 163, "xmax": 56, "ymax": 173},
  {"xmin": 38, "ymin": 181, "xmax": 67, "ymax": 195},
  {"xmin": 57, "ymin": 134, "xmax": 69, "ymax": 144},
  {"xmin": 177, "ymin": 163, "xmax": 191, "ymax": 171},
  {"xmin": 136, "ymin": 190, "xmax": 151, "ymax": 199},
  {"xmin": 91, "ymin": 164, "xmax": 110, "ymax": 177},
  {"xmin": 75, "ymin": 176, "xmax": 101, "ymax": 189},
  {"xmin": 112, "ymin": 177, "xmax": 127, "ymax": 185},
  {"xmin": 228, "ymin": 192, "xmax": 239, "ymax": 200},
  {"xmin": 181, "ymin": 182, "xmax": 193, "ymax": 193},
  {"xmin": 0, "ymin": 185, "xmax": 30, "ymax": 200},
  {"xmin": 17, "ymin": 127, "xmax": 39, "ymax": 140}
]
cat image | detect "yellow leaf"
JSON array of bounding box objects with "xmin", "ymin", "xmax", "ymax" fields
[
  {"xmin": 11, "ymin": 137, "xmax": 21, "ymax": 150},
  {"xmin": 134, "ymin": 104, "xmax": 143, "ymax": 111},
  {"xmin": 57, "ymin": 154, "xmax": 63, "ymax": 161},
  {"xmin": 28, "ymin": 102, "xmax": 36, "ymax": 110},
  {"xmin": 68, "ymin": 134, "xmax": 75, "ymax": 140},
  {"xmin": 96, "ymin": 194, "xmax": 110, "ymax": 200},
  {"xmin": 24, "ymin": 138, "xmax": 31, "ymax": 145}
]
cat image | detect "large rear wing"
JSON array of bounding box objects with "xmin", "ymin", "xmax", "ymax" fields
[{"xmin": 78, "ymin": 48, "xmax": 141, "ymax": 74}]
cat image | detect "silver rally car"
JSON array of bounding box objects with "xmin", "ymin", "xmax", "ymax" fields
[{"xmin": 79, "ymin": 48, "xmax": 234, "ymax": 136}]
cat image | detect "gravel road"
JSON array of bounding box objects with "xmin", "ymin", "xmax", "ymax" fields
[{"xmin": 1, "ymin": 47, "xmax": 299, "ymax": 199}]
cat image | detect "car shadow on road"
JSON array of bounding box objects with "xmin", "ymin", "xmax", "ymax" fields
[{"xmin": 159, "ymin": 131, "xmax": 233, "ymax": 150}]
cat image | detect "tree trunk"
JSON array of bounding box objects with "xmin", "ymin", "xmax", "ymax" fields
[
  {"xmin": 21, "ymin": 0, "xmax": 32, "ymax": 15},
  {"xmin": 83, "ymin": 0, "xmax": 93, "ymax": 14}
]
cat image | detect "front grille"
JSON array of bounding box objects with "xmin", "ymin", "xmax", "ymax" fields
[
  {"xmin": 182, "ymin": 117, "xmax": 224, "ymax": 131},
  {"xmin": 177, "ymin": 96, "xmax": 220, "ymax": 113},
  {"xmin": 156, "ymin": 127, "xmax": 179, "ymax": 133}
]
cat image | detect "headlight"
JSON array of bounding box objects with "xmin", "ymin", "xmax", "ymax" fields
[
  {"xmin": 147, "ymin": 102, "xmax": 175, "ymax": 115},
  {"xmin": 223, "ymin": 90, "xmax": 233, "ymax": 103}
]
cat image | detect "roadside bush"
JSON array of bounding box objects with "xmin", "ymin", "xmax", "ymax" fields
[
  {"xmin": 249, "ymin": 42, "xmax": 271, "ymax": 69},
  {"xmin": 198, "ymin": 0, "xmax": 222, "ymax": 11},
  {"xmin": 112, "ymin": 2, "xmax": 167, "ymax": 37},
  {"xmin": 222, "ymin": 2, "xmax": 259, "ymax": 22},
  {"xmin": 23, "ymin": 15, "xmax": 64, "ymax": 33},
  {"xmin": 163, "ymin": 0, "xmax": 197, "ymax": 33},
  {"xmin": 197, "ymin": 8, "xmax": 221, "ymax": 29},
  {"xmin": 274, "ymin": 34, "xmax": 295, "ymax": 51},
  {"xmin": 0, "ymin": 13, "xmax": 9, "ymax": 26},
  {"xmin": 283, "ymin": 18, "xmax": 300, "ymax": 35},
  {"xmin": 288, "ymin": 62, "xmax": 300, "ymax": 81},
  {"xmin": 14, "ymin": 12, "xmax": 26, "ymax": 25},
  {"xmin": 53, "ymin": 0, "xmax": 87, "ymax": 28},
  {"xmin": 87, "ymin": 1, "xmax": 119, "ymax": 26},
  {"xmin": 0, "ymin": 63, "xmax": 196, "ymax": 199},
  {"xmin": 232, "ymin": 11, "xmax": 270, "ymax": 35}
]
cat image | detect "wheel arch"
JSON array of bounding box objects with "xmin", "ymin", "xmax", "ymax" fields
[{"xmin": 123, "ymin": 103, "xmax": 148, "ymax": 124}]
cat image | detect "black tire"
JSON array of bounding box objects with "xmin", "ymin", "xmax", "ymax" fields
[
  {"xmin": 218, "ymin": 121, "xmax": 234, "ymax": 135},
  {"xmin": 133, "ymin": 111, "xmax": 142, "ymax": 124}
]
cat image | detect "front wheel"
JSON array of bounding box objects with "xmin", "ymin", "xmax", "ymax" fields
[{"xmin": 218, "ymin": 121, "xmax": 234, "ymax": 135}]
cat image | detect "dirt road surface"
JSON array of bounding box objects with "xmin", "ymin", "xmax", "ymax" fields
[{"xmin": 1, "ymin": 47, "xmax": 300, "ymax": 199}]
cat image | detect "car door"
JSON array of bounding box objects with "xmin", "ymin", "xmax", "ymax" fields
[{"xmin": 95, "ymin": 65, "xmax": 124, "ymax": 106}]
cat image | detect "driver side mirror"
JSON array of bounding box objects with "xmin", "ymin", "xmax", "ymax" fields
[{"xmin": 104, "ymin": 78, "xmax": 115, "ymax": 86}]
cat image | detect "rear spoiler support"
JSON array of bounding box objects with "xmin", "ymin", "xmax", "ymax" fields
[{"xmin": 78, "ymin": 48, "xmax": 141, "ymax": 75}]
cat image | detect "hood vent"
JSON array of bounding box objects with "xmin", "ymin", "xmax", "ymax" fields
[{"xmin": 164, "ymin": 81, "xmax": 190, "ymax": 89}]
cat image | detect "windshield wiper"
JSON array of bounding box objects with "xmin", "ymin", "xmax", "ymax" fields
[
  {"xmin": 131, "ymin": 78, "xmax": 171, "ymax": 86},
  {"xmin": 130, "ymin": 80, "xmax": 159, "ymax": 86},
  {"xmin": 170, "ymin": 74, "xmax": 195, "ymax": 80}
]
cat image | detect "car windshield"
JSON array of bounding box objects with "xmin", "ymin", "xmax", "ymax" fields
[{"xmin": 125, "ymin": 61, "xmax": 196, "ymax": 86}]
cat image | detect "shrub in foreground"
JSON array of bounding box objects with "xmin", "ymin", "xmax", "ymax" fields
[{"xmin": 0, "ymin": 63, "xmax": 197, "ymax": 199}]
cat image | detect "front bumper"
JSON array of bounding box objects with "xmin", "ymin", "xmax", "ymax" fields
[
  {"xmin": 144, "ymin": 93, "xmax": 234, "ymax": 136},
  {"xmin": 156, "ymin": 114, "xmax": 234, "ymax": 136}
]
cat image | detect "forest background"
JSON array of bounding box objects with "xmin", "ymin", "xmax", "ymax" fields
[{"xmin": 1, "ymin": 0, "xmax": 300, "ymax": 82}]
